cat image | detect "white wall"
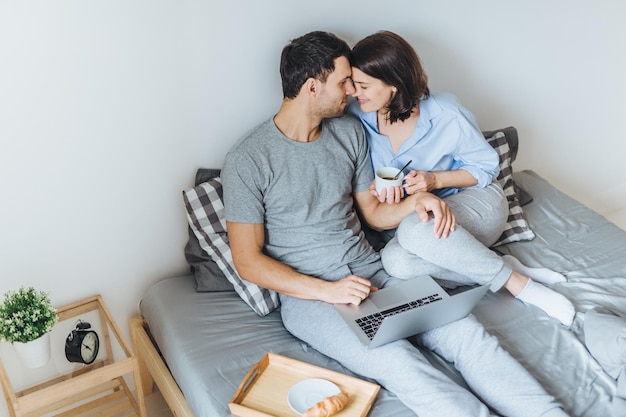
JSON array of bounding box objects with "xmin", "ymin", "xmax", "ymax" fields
[{"xmin": 1, "ymin": 0, "xmax": 625, "ymax": 413}]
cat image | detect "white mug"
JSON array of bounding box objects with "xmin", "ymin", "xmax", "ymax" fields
[{"xmin": 375, "ymin": 167, "xmax": 404, "ymax": 195}]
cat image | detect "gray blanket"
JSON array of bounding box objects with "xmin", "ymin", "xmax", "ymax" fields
[{"xmin": 140, "ymin": 170, "xmax": 626, "ymax": 417}]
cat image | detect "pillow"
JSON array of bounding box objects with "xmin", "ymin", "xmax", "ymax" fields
[
  {"xmin": 184, "ymin": 230, "xmax": 234, "ymax": 291},
  {"xmin": 484, "ymin": 130, "xmax": 536, "ymax": 246},
  {"xmin": 183, "ymin": 168, "xmax": 234, "ymax": 292},
  {"xmin": 183, "ymin": 177, "xmax": 280, "ymax": 316},
  {"xmin": 482, "ymin": 126, "xmax": 533, "ymax": 206}
]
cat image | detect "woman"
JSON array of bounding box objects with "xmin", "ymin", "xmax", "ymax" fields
[{"xmin": 348, "ymin": 30, "xmax": 575, "ymax": 326}]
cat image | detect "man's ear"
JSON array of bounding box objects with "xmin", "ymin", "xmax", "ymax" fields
[{"xmin": 303, "ymin": 77, "xmax": 319, "ymax": 96}]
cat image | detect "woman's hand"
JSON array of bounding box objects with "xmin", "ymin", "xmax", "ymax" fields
[
  {"xmin": 403, "ymin": 170, "xmax": 437, "ymax": 194},
  {"xmin": 369, "ymin": 180, "xmax": 404, "ymax": 204}
]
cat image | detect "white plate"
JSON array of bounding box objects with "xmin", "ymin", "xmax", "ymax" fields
[{"xmin": 287, "ymin": 378, "xmax": 341, "ymax": 415}]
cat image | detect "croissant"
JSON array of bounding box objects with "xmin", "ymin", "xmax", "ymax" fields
[{"xmin": 302, "ymin": 392, "xmax": 349, "ymax": 417}]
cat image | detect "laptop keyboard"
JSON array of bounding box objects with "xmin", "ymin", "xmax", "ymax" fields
[{"xmin": 355, "ymin": 293, "xmax": 443, "ymax": 340}]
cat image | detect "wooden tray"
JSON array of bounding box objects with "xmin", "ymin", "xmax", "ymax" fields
[{"xmin": 229, "ymin": 353, "xmax": 380, "ymax": 417}]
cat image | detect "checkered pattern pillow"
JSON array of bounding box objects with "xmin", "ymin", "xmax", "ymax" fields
[
  {"xmin": 182, "ymin": 177, "xmax": 280, "ymax": 316},
  {"xmin": 486, "ymin": 131, "xmax": 536, "ymax": 246}
]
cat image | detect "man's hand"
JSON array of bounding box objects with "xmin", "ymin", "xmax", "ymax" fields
[
  {"xmin": 355, "ymin": 183, "xmax": 455, "ymax": 238},
  {"xmin": 412, "ymin": 192, "xmax": 456, "ymax": 239},
  {"xmin": 323, "ymin": 275, "xmax": 378, "ymax": 305}
]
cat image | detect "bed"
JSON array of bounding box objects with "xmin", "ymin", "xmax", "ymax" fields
[{"xmin": 130, "ymin": 127, "xmax": 626, "ymax": 417}]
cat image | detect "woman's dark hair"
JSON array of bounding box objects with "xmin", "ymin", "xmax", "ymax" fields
[
  {"xmin": 280, "ymin": 31, "xmax": 351, "ymax": 99},
  {"xmin": 350, "ymin": 30, "xmax": 430, "ymax": 123}
]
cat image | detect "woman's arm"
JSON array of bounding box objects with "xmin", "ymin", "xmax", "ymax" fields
[
  {"xmin": 373, "ymin": 168, "xmax": 479, "ymax": 203},
  {"xmin": 404, "ymin": 168, "xmax": 477, "ymax": 194}
]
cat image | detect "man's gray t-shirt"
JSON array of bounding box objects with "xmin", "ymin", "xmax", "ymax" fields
[{"xmin": 222, "ymin": 115, "xmax": 377, "ymax": 278}]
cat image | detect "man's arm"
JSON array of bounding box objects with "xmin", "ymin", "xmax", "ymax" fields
[
  {"xmin": 226, "ymin": 221, "xmax": 374, "ymax": 305},
  {"xmin": 354, "ymin": 189, "xmax": 456, "ymax": 238}
]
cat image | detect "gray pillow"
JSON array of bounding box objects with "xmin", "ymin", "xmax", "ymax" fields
[
  {"xmin": 484, "ymin": 130, "xmax": 535, "ymax": 246},
  {"xmin": 482, "ymin": 126, "xmax": 533, "ymax": 206},
  {"xmin": 184, "ymin": 228, "xmax": 233, "ymax": 291},
  {"xmin": 183, "ymin": 175, "xmax": 280, "ymax": 316},
  {"xmin": 183, "ymin": 169, "xmax": 234, "ymax": 292}
]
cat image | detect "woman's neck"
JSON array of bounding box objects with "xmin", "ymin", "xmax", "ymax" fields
[{"xmin": 377, "ymin": 107, "xmax": 420, "ymax": 154}]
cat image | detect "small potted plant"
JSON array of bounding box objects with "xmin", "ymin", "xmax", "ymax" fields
[{"xmin": 0, "ymin": 286, "xmax": 59, "ymax": 368}]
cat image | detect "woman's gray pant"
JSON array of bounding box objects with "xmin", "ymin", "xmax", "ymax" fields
[
  {"xmin": 381, "ymin": 182, "xmax": 513, "ymax": 291},
  {"xmin": 280, "ymin": 256, "xmax": 567, "ymax": 417}
]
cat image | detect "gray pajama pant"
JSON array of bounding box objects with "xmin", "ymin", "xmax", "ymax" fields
[
  {"xmin": 382, "ymin": 182, "xmax": 514, "ymax": 291},
  {"xmin": 280, "ymin": 255, "xmax": 567, "ymax": 417}
]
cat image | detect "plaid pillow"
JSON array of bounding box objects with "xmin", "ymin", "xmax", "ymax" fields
[
  {"xmin": 184, "ymin": 168, "xmax": 235, "ymax": 292},
  {"xmin": 182, "ymin": 177, "xmax": 280, "ymax": 316},
  {"xmin": 486, "ymin": 131, "xmax": 536, "ymax": 246}
]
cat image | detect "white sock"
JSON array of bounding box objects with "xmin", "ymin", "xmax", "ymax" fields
[
  {"xmin": 502, "ymin": 254, "xmax": 567, "ymax": 285},
  {"xmin": 515, "ymin": 279, "xmax": 575, "ymax": 327}
]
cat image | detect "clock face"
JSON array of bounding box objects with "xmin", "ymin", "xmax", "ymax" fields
[{"xmin": 80, "ymin": 332, "xmax": 99, "ymax": 364}]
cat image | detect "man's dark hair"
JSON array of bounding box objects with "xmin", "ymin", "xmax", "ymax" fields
[
  {"xmin": 280, "ymin": 31, "xmax": 351, "ymax": 99},
  {"xmin": 350, "ymin": 30, "xmax": 430, "ymax": 123}
]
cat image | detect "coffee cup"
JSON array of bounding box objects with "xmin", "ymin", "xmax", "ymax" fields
[{"xmin": 375, "ymin": 167, "xmax": 404, "ymax": 195}]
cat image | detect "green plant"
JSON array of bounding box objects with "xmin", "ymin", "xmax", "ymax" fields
[{"xmin": 0, "ymin": 286, "xmax": 58, "ymax": 343}]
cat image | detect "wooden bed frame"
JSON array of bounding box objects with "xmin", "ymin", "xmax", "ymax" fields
[
  {"xmin": 129, "ymin": 316, "xmax": 194, "ymax": 417},
  {"xmin": 124, "ymin": 127, "xmax": 525, "ymax": 417},
  {"xmin": 126, "ymin": 167, "xmax": 624, "ymax": 417}
]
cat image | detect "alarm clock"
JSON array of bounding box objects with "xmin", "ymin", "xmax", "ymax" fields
[{"xmin": 65, "ymin": 320, "xmax": 99, "ymax": 364}]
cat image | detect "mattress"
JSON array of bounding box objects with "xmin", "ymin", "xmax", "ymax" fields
[{"xmin": 140, "ymin": 170, "xmax": 626, "ymax": 417}]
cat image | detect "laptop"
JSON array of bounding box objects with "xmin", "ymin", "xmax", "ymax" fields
[{"xmin": 334, "ymin": 276, "xmax": 489, "ymax": 349}]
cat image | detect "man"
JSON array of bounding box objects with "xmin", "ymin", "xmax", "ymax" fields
[{"xmin": 222, "ymin": 31, "xmax": 568, "ymax": 417}]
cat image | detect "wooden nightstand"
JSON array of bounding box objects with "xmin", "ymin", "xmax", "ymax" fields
[{"xmin": 0, "ymin": 295, "xmax": 147, "ymax": 417}]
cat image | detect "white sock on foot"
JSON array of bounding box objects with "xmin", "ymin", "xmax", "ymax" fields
[
  {"xmin": 515, "ymin": 279, "xmax": 575, "ymax": 327},
  {"xmin": 502, "ymin": 254, "xmax": 566, "ymax": 285}
]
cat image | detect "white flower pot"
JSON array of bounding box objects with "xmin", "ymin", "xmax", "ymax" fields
[{"xmin": 13, "ymin": 332, "xmax": 51, "ymax": 368}]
